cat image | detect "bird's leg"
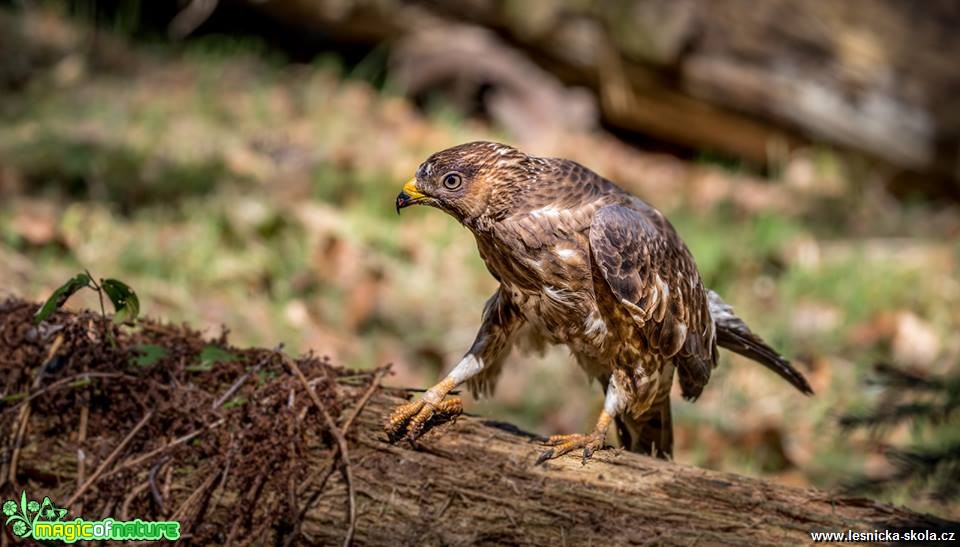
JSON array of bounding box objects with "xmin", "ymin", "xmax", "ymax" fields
[
  {"xmin": 536, "ymin": 411, "xmax": 613, "ymax": 465},
  {"xmin": 537, "ymin": 376, "xmax": 627, "ymax": 465},
  {"xmin": 386, "ymin": 288, "xmax": 522, "ymax": 444},
  {"xmin": 384, "ymin": 355, "xmax": 481, "ymax": 443}
]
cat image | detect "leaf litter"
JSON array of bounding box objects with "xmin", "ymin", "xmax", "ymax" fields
[{"xmin": 0, "ymin": 298, "xmax": 386, "ymax": 545}]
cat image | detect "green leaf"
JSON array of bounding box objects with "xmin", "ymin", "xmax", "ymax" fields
[
  {"xmin": 187, "ymin": 345, "xmax": 235, "ymax": 372},
  {"xmin": 19, "ymin": 491, "xmax": 27, "ymax": 521},
  {"xmin": 132, "ymin": 344, "xmax": 168, "ymax": 367},
  {"xmin": 101, "ymin": 278, "xmax": 140, "ymax": 324},
  {"xmin": 222, "ymin": 396, "xmax": 247, "ymax": 409},
  {"xmin": 256, "ymin": 369, "xmax": 277, "ymax": 385},
  {"xmin": 34, "ymin": 273, "xmax": 92, "ymax": 324},
  {"xmin": 1, "ymin": 392, "xmax": 26, "ymax": 403}
]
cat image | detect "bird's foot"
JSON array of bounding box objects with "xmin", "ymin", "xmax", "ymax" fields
[
  {"xmin": 384, "ymin": 397, "xmax": 463, "ymax": 444},
  {"xmin": 536, "ymin": 431, "xmax": 606, "ymax": 465}
]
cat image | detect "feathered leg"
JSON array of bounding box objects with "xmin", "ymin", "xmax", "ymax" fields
[
  {"xmin": 385, "ymin": 288, "xmax": 523, "ymax": 443},
  {"xmin": 536, "ymin": 374, "xmax": 627, "ymax": 464}
]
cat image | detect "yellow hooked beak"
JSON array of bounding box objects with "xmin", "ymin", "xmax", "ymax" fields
[{"xmin": 396, "ymin": 178, "xmax": 427, "ymax": 213}]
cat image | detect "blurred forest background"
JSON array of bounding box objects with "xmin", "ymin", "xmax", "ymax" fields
[{"xmin": 1, "ymin": 0, "xmax": 958, "ymax": 519}]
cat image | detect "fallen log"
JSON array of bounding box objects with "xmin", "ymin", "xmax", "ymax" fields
[
  {"xmin": 235, "ymin": 0, "xmax": 960, "ymax": 181},
  {"xmin": 302, "ymin": 391, "xmax": 958, "ymax": 546},
  {"xmin": 1, "ymin": 298, "xmax": 957, "ymax": 546}
]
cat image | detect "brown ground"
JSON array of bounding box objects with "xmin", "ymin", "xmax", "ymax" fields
[{"xmin": 0, "ymin": 297, "xmax": 386, "ymax": 545}]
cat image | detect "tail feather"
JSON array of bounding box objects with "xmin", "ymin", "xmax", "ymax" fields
[
  {"xmin": 707, "ymin": 290, "xmax": 813, "ymax": 395},
  {"xmin": 616, "ymin": 396, "xmax": 673, "ymax": 459}
]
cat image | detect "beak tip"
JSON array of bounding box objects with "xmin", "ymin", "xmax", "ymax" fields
[{"xmin": 395, "ymin": 191, "xmax": 410, "ymax": 214}]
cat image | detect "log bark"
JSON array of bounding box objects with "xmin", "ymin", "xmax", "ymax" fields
[{"xmin": 302, "ymin": 389, "xmax": 958, "ymax": 546}]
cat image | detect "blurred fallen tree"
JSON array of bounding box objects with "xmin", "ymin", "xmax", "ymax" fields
[
  {"xmin": 841, "ymin": 362, "xmax": 960, "ymax": 503},
  {"xmin": 233, "ymin": 0, "xmax": 960, "ymax": 188},
  {"xmin": 389, "ymin": 23, "xmax": 598, "ymax": 149}
]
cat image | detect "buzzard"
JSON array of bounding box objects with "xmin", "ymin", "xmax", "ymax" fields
[{"xmin": 387, "ymin": 142, "xmax": 812, "ymax": 462}]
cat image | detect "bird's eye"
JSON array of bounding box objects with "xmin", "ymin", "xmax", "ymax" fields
[{"xmin": 441, "ymin": 172, "xmax": 462, "ymax": 190}]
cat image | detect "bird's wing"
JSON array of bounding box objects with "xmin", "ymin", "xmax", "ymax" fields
[{"xmin": 588, "ymin": 204, "xmax": 716, "ymax": 400}]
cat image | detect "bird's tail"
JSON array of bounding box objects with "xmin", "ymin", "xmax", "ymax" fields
[
  {"xmin": 615, "ymin": 369, "xmax": 674, "ymax": 459},
  {"xmin": 707, "ymin": 290, "xmax": 814, "ymax": 395},
  {"xmin": 616, "ymin": 394, "xmax": 672, "ymax": 459}
]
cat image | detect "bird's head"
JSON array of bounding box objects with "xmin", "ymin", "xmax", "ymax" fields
[{"xmin": 396, "ymin": 141, "xmax": 540, "ymax": 226}]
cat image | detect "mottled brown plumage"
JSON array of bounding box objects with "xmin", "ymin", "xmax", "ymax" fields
[{"xmin": 387, "ymin": 141, "xmax": 811, "ymax": 461}]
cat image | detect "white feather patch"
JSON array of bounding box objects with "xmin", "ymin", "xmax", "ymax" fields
[
  {"xmin": 447, "ymin": 354, "xmax": 484, "ymax": 384},
  {"xmin": 523, "ymin": 256, "xmax": 545, "ymax": 273},
  {"xmin": 554, "ymin": 246, "xmax": 578, "ymax": 261},
  {"xmin": 604, "ymin": 376, "xmax": 626, "ymax": 416},
  {"xmin": 530, "ymin": 204, "xmax": 561, "ymax": 218},
  {"xmin": 583, "ymin": 312, "xmax": 607, "ymax": 337},
  {"xmin": 543, "ymin": 285, "xmax": 574, "ymax": 305}
]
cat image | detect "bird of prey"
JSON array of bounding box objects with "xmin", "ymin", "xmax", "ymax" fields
[{"xmin": 387, "ymin": 141, "xmax": 812, "ymax": 462}]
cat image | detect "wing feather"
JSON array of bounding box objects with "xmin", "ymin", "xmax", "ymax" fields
[{"xmin": 589, "ymin": 205, "xmax": 716, "ymax": 399}]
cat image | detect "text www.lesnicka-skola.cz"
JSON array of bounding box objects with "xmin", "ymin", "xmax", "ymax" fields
[{"xmin": 810, "ymin": 529, "xmax": 955, "ymax": 542}]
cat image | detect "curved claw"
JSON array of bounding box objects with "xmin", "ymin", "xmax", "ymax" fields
[
  {"xmin": 535, "ymin": 448, "xmax": 555, "ymax": 466},
  {"xmin": 384, "ymin": 397, "xmax": 462, "ymax": 444},
  {"xmin": 535, "ymin": 431, "xmax": 605, "ymax": 465},
  {"xmin": 582, "ymin": 440, "xmax": 602, "ymax": 465},
  {"xmin": 385, "ymin": 399, "xmax": 426, "ymax": 443}
]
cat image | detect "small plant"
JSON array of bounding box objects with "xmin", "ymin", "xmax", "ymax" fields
[{"xmin": 34, "ymin": 270, "xmax": 140, "ymax": 344}]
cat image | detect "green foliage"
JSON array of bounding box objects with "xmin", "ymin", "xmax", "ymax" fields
[
  {"xmin": 188, "ymin": 345, "xmax": 236, "ymax": 372},
  {"xmin": 222, "ymin": 396, "xmax": 247, "ymax": 409},
  {"xmin": 841, "ymin": 362, "xmax": 960, "ymax": 502},
  {"xmin": 6, "ymin": 134, "xmax": 229, "ymax": 212},
  {"xmin": 256, "ymin": 369, "xmax": 278, "ymax": 385},
  {"xmin": 101, "ymin": 278, "xmax": 140, "ymax": 324},
  {"xmin": 132, "ymin": 344, "xmax": 168, "ymax": 367},
  {"xmin": 34, "ymin": 273, "xmax": 91, "ymax": 323},
  {"xmin": 34, "ymin": 271, "xmax": 141, "ymax": 346},
  {"xmin": 61, "ymin": 0, "xmax": 143, "ymax": 37},
  {"xmin": 670, "ymin": 208, "xmax": 800, "ymax": 291},
  {"xmin": 782, "ymin": 258, "xmax": 925, "ymax": 328}
]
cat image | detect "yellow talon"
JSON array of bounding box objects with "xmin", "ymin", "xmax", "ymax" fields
[{"xmin": 384, "ymin": 396, "xmax": 462, "ymax": 444}]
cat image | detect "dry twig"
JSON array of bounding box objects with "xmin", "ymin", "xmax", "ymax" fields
[
  {"xmin": 284, "ymin": 365, "xmax": 389, "ymax": 545},
  {"xmin": 66, "ymin": 410, "xmax": 154, "ymax": 507},
  {"xmin": 75, "ymin": 401, "xmax": 89, "ymax": 514},
  {"xmin": 121, "ymin": 480, "xmax": 152, "ymax": 521},
  {"xmin": 3, "ymin": 372, "xmax": 135, "ymax": 414},
  {"xmin": 105, "ymin": 418, "xmax": 225, "ymax": 479},
  {"xmin": 340, "ymin": 365, "xmax": 390, "ymax": 434},
  {"xmin": 212, "ymin": 353, "xmax": 271, "ymax": 410},
  {"xmin": 282, "ymin": 353, "xmax": 357, "ymax": 547},
  {"xmin": 149, "ymin": 457, "xmax": 170, "ymax": 514}
]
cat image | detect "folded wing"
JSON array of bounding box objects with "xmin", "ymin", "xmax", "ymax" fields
[{"xmin": 588, "ymin": 204, "xmax": 717, "ymax": 399}]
